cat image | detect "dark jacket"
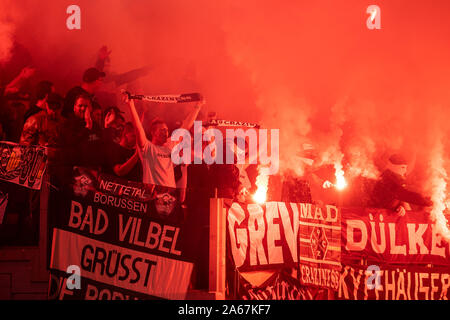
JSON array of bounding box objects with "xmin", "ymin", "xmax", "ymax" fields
[
  {"xmin": 20, "ymin": 110, "xmax": 64, "ymax": 164},
  {"xmin": 23, "ymin": 104, "xmax": 44, "ymax": 122},
  {"xmin": 20, "ymin": 110, "xmax": 62, "ymax": 147},
  {"xmin": 60, "ymin": 116, "xmax": 103, "ymax": 167},
  {"xmin": 370, "ymin": 169, "xmax": 432, "ymax": 210}
]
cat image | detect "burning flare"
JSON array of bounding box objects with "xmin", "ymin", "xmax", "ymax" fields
[
  {"xmin": 334, "ymin": 159, "xmax": 347, "ymax": 191},
  {"xmin": 253, "ymin": 167, "xmax": 269, "ymax": 204},
  {"xmin": 320, "ymin": 148, "xmax": 347, "ymax": 190},
  {"xmin": 429, "ymin": 142, "xmax": 450, "ymax": 241}
]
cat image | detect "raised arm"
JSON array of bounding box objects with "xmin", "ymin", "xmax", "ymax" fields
[
  {"xmin": 95, "ymin": 45, "xmax": 112, "ymax": 73},
  {"xmin": 124, "ymin": 93, "xmax": 147, "ymax": 148},
  {"xmin": 20, "ymin": 116, "xmax": 38, "ymax": 146},
  {"xmin": 394, "ymin": 185, "xmax": 433, "ymax": 207},
  {"xmin": 180, "ymin": 98, "xmax": 205, "ymax": 130},
  {"xmin": 5, "ymin": 67, "xmax": 35, "ymax": 95},
  {"xmin": 113, "ymin": 150, "xmax": 140, "ymax": 177}
]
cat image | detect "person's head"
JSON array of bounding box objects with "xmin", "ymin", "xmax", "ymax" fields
[
  {"xmin": 103, "ymin": 106, "xmax": 125, "ymax": 129},
  {"xmin": 45, "ymin": 93, "xmax": 63, "ymax": 119},
  {"xmin": 298, "ymin": 143, "xmax": 317, "ymax": 169},
  {"xmin": 73, "ymin": 93, "xmax": 92, "ymax": 120},
  {"xmin": 113, "ymin": 114, "xmax": 125, "ymax": 138},
  {"xmin": 188, "ymin": 124, "xmax": 209, "ymax": 161},
  {"xmin": 35, "ymin": 80, "xmax": 54, "ymax": 102},
  {"xmin": 207, "ymin": 111, "xmax": 217, "ymax": 124},
  {"xmin": 92, "ymin": 104, "xmax": 102, "ymax": 126},
  {"xmin": 232, "ymin": 136, "xmax": 250, "ymax": 162},
  {"xmin": 197, "ymin": 125, "xmax": 208, "ymax": 150},
  {"xmin": 149, "ymin": 118, "xmax": 168, "ymax": 145},
  {"xmin": 120, "ymin": 122, "xmax": 136, "ymax": 149},
  {"xmin": 82, "ymin": 67, "xmax": 105, "ymax": 94},
  {"xmin": 387, "ymin": 154, "xmax": 408, "ymax": 178}
]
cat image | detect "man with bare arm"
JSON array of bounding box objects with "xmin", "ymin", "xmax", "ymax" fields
[{"xmin": 123, "ymin": 92, "xmax": 204, "ymax": 188}]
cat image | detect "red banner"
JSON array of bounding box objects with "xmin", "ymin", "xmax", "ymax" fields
[
  {"xmin": 226, "ymin": 201, "xmax": 341, "ymax": 273},
  {"xmin": 227, "ymin": 201, "xmax": 305, "ymax": 271},
  {"xmin": 298, "ymin": 203, "xmax": 341, "ymax": 290},
  {"xmin": 341, "ymin": 208, "xmax": 450, "ymax": 266}
]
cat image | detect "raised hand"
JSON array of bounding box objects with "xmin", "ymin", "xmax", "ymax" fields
[
  {"xmin": 121, "ymin": 90, "xmax": 131, "ymax": 104},
  {"xmin": 84, "ymin": 107, "xmax": 93, "ymax": 130},
  {"xmin": 19, "ymin": 66, "xmax": 36, "ymax": 79},
  {"xmin": 98, "ymin": 45, "xmax": 112, "ymax": 61},
  {"xmin": 396, "ymin": 205, "xmax": 406, "ymax": 217},
  {"xmin": 104, "ymin": 110, "xmax": 116, "ymax": 128},
  {"xmin": 195, "ymin": 96, "xmax": 206, "ymax": 109}
]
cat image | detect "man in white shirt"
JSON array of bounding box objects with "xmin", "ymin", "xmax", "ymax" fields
[{"xmin": 124, "ymin": 93, "xmax": 204, "ymax": 188}]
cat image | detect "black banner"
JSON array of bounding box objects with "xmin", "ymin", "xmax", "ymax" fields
[
  {"xmin": 238, "ymin": 269, "xmax": 311, "ymax": 300},
  {"xmin": 49, "ymin": 167, "xmax": 193, "ymax": 300}
]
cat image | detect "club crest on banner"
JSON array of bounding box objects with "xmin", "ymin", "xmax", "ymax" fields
[
  {"xmin": 73, "ymin": 174, "xmax": 93, "ymax": 197},
  {"xmin": 310, "ymin": 226, "xmax": 329, "ymax": 260},
  {"xmin": 155, "ymin": 193, "xmax": 177, "ymax": 217}
]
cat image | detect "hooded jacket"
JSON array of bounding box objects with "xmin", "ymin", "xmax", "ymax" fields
[{"xmin": 370, "ymin": 169, "xmax": 432, "ymax": 210}]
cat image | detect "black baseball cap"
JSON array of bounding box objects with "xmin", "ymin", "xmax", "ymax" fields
[
  {"xmin": 82, "ymin": 67, "xmax": 106, "ymax": 83},
  {"xmin": 389, "ymin": 154, "xmax": 408, "ymax": 165}
]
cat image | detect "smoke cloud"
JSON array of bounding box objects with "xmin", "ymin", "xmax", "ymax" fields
[
  {"xmin": 3, "ymin": 0, "xmax": 450, "ymax": 234},
  {"xmin": 0, "ymin": 0, "xmax": 18, "ymax": 63}
]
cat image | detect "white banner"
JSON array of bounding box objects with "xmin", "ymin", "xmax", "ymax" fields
[{"xmin": 50, "ymin": 228, "xmax": 193, "ymax": 300}]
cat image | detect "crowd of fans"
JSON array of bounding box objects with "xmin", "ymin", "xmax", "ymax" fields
[
  {"xmin": 0, "ymin": 61, "xmax": 248, "ymax": 198},
  {"xmin": 0, "ymin": 46, "xmax": 252, "ymax": 289},
  {"xmin": 0, "ymin": 45, "xmax": 434, "ymax": 290}
]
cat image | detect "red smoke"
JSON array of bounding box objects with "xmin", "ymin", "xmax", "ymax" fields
[{"xmin": 3, "ymin": 1, "xmax": 450, "ymax": 224}]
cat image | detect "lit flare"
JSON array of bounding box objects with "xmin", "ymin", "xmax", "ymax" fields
[
  {"xmin": 253, "ymin": 167, "xmax": 269, "ymax": 204},
  {"xmin": 429, "ymin": 141, "xmax": 450, "ymax": 242},
  {"xmin": 334, "ymin": 162, "xmax": 347, "ymax": 191}
]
